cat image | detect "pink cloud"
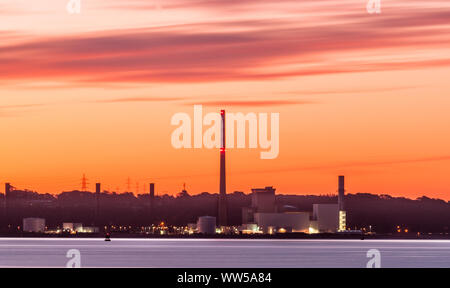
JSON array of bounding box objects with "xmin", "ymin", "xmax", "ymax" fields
[
  {"xmin": 0, "ymin": 2, "xmax": 449, "ymax": 84},
  {"xmin": 95, "ymin": 97, "xmax": 182, "ymax": 103},
  {"xmin": 185, "ymin": 100, "xmax": 315, "ymax": 107}
]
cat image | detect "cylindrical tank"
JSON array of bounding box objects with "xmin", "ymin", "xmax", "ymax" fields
[{"xmin": 197, "ymin": 216, "xmax": 216, "ymax": 234}]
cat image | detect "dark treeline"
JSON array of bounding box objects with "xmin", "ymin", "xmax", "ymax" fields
[{"xmin": 1, "ymin": 190, "xmax": 449, "ymax": 233}]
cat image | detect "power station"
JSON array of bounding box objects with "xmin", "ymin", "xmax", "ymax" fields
[{"xmin": 241, "ymin": 176, "xmax": 348, "ymax": 234}]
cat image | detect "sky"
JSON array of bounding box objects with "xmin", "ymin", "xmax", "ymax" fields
[{"xmin": 0, "ymin": 0, "xmax": 449, "ymax": 199}]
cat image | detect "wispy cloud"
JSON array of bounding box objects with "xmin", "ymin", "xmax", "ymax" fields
[
  {"xmin": 0, "ymin": 1, "xmax": 449, "ymax": 84},
  {"xmin": 219, "ymin": 155, "xmax": 450, "ymax": 178},
  {"xmin": 137, "ymin": 155, "xmax": 450, "ymax": 180},
  {"xmin": 95, "ymin": 97, "xmax": 181, "ymax": 103},
  {"xmin": 186, "ymin": 99, "xmax": 315, "ymax": 107},
  {"xmin": 0, "ymin": 104, "xmax": 43, "ymax": 109},
  {"xmin": 279, "ymin": 86, "xmax": 417, "ymax": 96},
  {"xmin": 0, "ymin": 103, "xmax": 44, "ymax": 117}
]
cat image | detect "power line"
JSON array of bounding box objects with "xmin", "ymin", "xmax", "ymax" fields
[{"xmin": 81, "ymin": 174, "xmax": 89, "ymax": 191}]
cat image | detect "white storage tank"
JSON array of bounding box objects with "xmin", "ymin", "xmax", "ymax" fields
[
  {"xmin": 197, "ymin": 216, "xmax": 216, "ymax": 234},
  {"xmin": 23, "ymin": 218, "xmax": 46, "ymax": 233}
]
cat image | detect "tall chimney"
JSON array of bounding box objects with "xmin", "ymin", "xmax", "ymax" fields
[
  {"xmin": 150, "ymin": 183, "xmax": 155, "ymax": 199},
  {"xmin": 149, "ymin": 183, "xmax": 155, "ymax": 222},
  {"xmin": 338, "ymin": 176, "xmax": 345, "ymax": 211},
  {"xmin": 148, "ymin": 183, "xmax": 155, "ymax": 224},
  {"xmin": 4, "ymin": 183, "xmax": 11, "ymax": 223},
  {"xmin": 95, "ymin": 183, "xmax": 101, "ymax": 227},
  {"xmin": 5, "ymin": 183, "xmax": 11, "ymax": 199},
  {"xmin": 218, "ymin": 109, "xmax": 227, "ymax": 227}
]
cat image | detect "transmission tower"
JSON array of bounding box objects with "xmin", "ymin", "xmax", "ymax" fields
[{"xmin": 81, "ymin": 174, "xmax": 89, "ymax": 191}]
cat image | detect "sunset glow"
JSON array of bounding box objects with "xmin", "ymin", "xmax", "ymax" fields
[{"xmin": 1, "ymin": 0, "xmax": 450, "ymax": 199}]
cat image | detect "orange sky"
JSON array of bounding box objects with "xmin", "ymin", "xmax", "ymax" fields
[{"xmin": 0, "ymin": 0, "xmax": 450, "ymax": 199}]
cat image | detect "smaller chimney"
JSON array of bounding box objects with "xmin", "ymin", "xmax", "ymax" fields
[
  {"xmin": 150, "ymin": 183, "xmax": 155, "ymax": 199},
  {"xmin": 4, "ymin": 183, "xmax": 11, "ymax": 222},
  {"xmin": 5, "ymin": 183, "xmax": 11, "ymax": 198},
  {"xmin": 149, "ymin": 183, "xmax": 155, "ymax": 222},
  {"xmin": 338, "ymin": 176, "xmax": 345, "ymax": 211},
  {"xmin": 95, "ymin": 183, "xmax": 101, "ymax": 227}
]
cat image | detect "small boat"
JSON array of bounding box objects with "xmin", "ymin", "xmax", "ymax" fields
[{"xmin": 105, "ymin": 233, "xmax": 111, "ymax": 241}]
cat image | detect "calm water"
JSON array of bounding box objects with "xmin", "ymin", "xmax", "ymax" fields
[{"xmin": 0, "ymin": 238, "xmax": 449, "ymax": 268}]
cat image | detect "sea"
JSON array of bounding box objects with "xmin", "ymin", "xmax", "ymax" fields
[{"xmin": 0, "ymin": 238, "xmax": 449, "ymax": 268}]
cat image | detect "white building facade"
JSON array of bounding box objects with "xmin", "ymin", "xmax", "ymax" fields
[{"xmin": 23, "ymin": 218, "xmax": 46, "ymax": 233}]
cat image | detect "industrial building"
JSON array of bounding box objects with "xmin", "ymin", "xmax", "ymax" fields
[
  {"xmin": 251, "ymin": 187, "xmax": 276, "ymax": 213},
  {"xmin": 23, "ymin": 218, "xmax": 45, "ymax": 233},
  {"xmin": 242, "ymin": 186, "xmax": 276, "ymax": 224},
  {"xmin": 312, "ymin": 204, "xmax": 339, "ymax": 233},
  {"xmin": 254, "ymin": 212, "xmax": 310, "ymax": 233},
  {"xmin": 63, "ymin": 222, "xmax": 82, "ymax": 232},
  {"xmin": 241, "ymin": 176, "xmax": 348, "ymax": 234},
  {"xmin": 62, "ymin": 222, "xmax": 99, "ymax": 233}
]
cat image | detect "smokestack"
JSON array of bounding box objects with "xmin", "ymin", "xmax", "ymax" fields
[
  {"xmin": 338, "ymin": 176, "xmax": 345, "ymax": 211},
  {"xmin": 4, "ymin": 183, "xmax": 11, "ymax": 222},
  {"xmin": 150, "ymin": 183, "xmax": 155, "ymax": 199},
  {"xmin": 5, "ymin": 183, "xmax": 11, "ymax": 199},
  {"xmin": 338, "ymin": 176, "xmax": 347, "ymax": 231},
  {"xmin": 149, "ymin": 183, "xmax": 155, "ymax": 222},
  {"xmin": 218, "ymin": 109, "xmax": 227, "ymax": 226},
  {"xmin": 95, "ymin": 183, "xmax": 101, "ymax": 227}
]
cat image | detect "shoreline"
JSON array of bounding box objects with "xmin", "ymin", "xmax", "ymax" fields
[{"xmin": 0, "ymin": 233, "xmax": 449, "ymax": 240}]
